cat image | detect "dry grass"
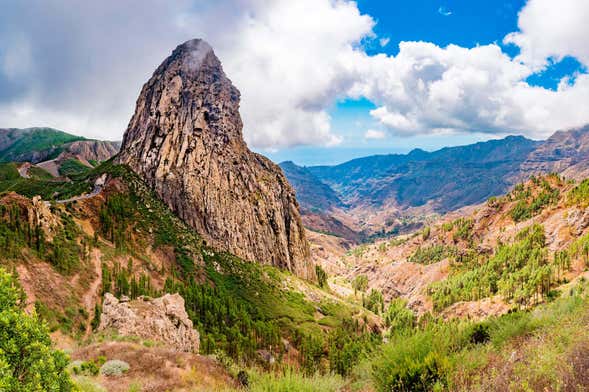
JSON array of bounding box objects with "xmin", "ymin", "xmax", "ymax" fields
[{"xmin": 72, "ymin": 341, "xmax": 236, "ymax": 392}]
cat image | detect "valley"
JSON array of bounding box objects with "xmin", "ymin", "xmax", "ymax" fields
[{"xmin": 1, "ymin": 38, "xmax": 589, "ymax": 392}]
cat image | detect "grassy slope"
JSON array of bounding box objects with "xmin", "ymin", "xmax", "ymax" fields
[
  {"xmin": 59, "ymin": 158, "xmax": 92, "ymax": 177},
  {"xmin": 8, "ymin": 162, "xmax": 589, "ymax": 391},
  {"xmin": 0, "ymin": 127, "xmax": 85, "ymax": 162},
  {"xmin": 1, "ymin": 160, "xmax": 377, "ymax": 389}
]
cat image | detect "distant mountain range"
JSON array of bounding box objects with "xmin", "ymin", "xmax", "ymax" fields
[
  {"xmin": 4, "ymin": 124, "xmax": 589, "ymax": 243},
  {"xmin": 281, "ymin": 124, "xmax": 589, "ymax": 241}
]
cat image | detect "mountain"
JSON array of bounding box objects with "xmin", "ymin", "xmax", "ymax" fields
[
  {"xmin": 519, "ymin": 124, "xmax": 589, "ymax": 180},
  {"xmin": 307, "ymin": 135, "xmax": 540, "ymax": 212},
  {"xmin": 117, "ymin": 39, "xmax": 312, "ymax": 279},
  {"xmin": 2, "ymin": 39, "xmax": 589, "ymax": 390},
  {"xmin": 0, "ymin": 127, "xmax": 120, "ymax": 163},
  {"xmin": 279, "ymin": 160, "xmax": 346, "ymax": 212},
  {"xmin": 283, "ymin": 127, "xmax": 589, "ymax": 240}
]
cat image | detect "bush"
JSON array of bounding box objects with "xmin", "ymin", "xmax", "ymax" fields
[
  {"xmin": 409, "ymin": 245, "xmax": 453, "ymax": 265},
  {"xmin": 372, "ymin": 327, "xmax": 452, "ymax": 391},
  {"xmin": 468, "ymin": 323, "xmax": 490, "ymax": 345},
  {"xmin": 384, "ymin": 298, "xmax": 415, "ymax": 333},
  {"xmin": 0, "ymin": 268, "xmax": 75, "ymax": 391},
  {"xmin": 315, "ymin": 265, "xmax": 328, "ymax": 288},
  {"xmin": 422, "ymin": 226, "xmax": 431, "ymax": 240},
  {"xmin": 247, "ymin": 367, "xmax": 344, "ymax": 392},
  {"xmin": 352, "ymin": 275, "xmax": 368, "ymax": 293},
  {"xmin": 100, "ymin": 360, "xmax": 130, "ymax": 376},
  {"xmin": 363, "ymin": 289, "xmax": 384, "ymax": 314}
]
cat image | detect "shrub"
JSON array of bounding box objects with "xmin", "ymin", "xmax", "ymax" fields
[
  {"xmin": 352, "ymin": 275, "xmax": 368, "ymax": 293},
  {"xmin": 422, "ymin": 226, "xmax": 431, "ymax": 240},
  {"xmin": 409, "ymin": 245, "xmax": 453, "ymax": 265},
  {"xmin": 0, "ymin": 268, "xmax": 75, "ymax": 391},
  {"xmin": 363, "ymin": 289, "xmax": 384, "ymax": 314},
  {"xmin": 315, "ymin": 265, "xmax": 328, "ymax": 288},
  {"xmin": 247, "ymin": 367, "xmax": 344, "ymax": 392},
  {"xmin": 100, "ymin": 360, "xmax": 130, "ymax": 376},
  {"xmin": 372, "ymin": 327, "xmax": 452, "ymax": 391},
  {"xmin": 384, "ymin": 298, "xmax": 415, "ymax": 333},
  {"xmin": 468, "ymin": 323, "xmax": 490, "ymax": 345},
  {"xmin": 568, "ymin": 178, "xmax": 589, "ymax": 207}
]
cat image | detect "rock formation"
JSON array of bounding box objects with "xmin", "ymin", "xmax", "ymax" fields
[
  {"xmin": 99, "ymin": 293, "xmax": 200, "ymax": 353},
  {"xmin": 117, "ymin": 39, "xmax": 312, "ymax": 279},
  {"xmin": 65, "ymin": 140, "xmax": 121, "ymax": 162}
]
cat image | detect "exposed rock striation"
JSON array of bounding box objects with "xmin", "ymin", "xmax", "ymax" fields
[
  {"xmin": 117, "ymin": 39, "xmax": 312, "ymax": 279},
  {"xmin": 66, "ymin": 140, "xmax": 121, "ymax": 162},
  {"xmin": 99, "ymin": 293, "xmax": 200, "ymax": 353}
]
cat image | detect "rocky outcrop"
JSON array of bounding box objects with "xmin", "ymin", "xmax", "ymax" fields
[
  {"xmin": 117, "ymin": 39, "xmax": 313, "ymax": 279},
  {"xmin": 98, "ymin": 293, "xmax": 200, "ymax": 353},
  {"xmin": 64, "ymin": 140, "xmax": 121, "ymax": 162}
]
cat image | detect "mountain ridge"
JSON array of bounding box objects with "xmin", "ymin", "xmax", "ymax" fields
[
  {"xmin": 117, "ymin": 39, "xmax": 313, "ymax": 279},
  {"xmin": 281, "ymin": 126, "xmax": 589, "ymax": 240}
]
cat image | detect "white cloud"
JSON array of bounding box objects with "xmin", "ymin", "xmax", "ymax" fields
[
  {"xmin": 206, "ymin": 0, "xmax": 373, "ymax": 148},
  {"xmin": 438, "ymin": 6, "xmax": 452, "ymax": 16},
  {"xmin": 379, "ymin": 37, "xmax": 390, "ymax": 47},
  {"xmin": 364, "ymin": 129, "xmax": 387, "ymax": 140},
  {"xmin": 0, "ymin": 0, "xmax": 374, "ymax": 148},
  {"xmin": 351, "ymin": 40, "xmax": 589, "ymax": 138},
  {"xmin": 0, "ymin": 0, "xmax": 588, "ymax": 148},
  {"xmin": 504, "ymin": 0, "xmax": 589, "ymax": 70}
]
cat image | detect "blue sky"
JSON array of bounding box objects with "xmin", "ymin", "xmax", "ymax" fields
[
  {"xmin": 1, "ymin": 0, "xmax": 588, "ymax": 166},
  {"xmin": 262, "ymin": 0, "xmax": 588, "ymax": 166}
]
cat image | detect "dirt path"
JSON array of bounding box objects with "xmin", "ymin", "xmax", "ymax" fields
[{"xmin": 82, "ymin": 249, "xmax": 103, "ymax": 337}]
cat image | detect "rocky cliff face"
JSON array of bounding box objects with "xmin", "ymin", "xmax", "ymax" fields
[
  {"xmin": 117, "ymin": 39, "xmax": 312, "ymax": 279},
  {"xmin": 99, "ymin": 293, "xmax": 200, "ymax": 353},
  {"xmin": 518, "ymin": 124, "xmax": 589, "ymax": 181},
  {"xmin": 66, "ymin": 140, "xmax": 121, "ymax": 162}
]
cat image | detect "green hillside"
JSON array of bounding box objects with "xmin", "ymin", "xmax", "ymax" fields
[{"xmin": 0, "ymin": 127, "xmax": 86, "ymax": 163}]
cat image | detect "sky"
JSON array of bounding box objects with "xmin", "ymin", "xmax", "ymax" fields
[{"xmin": 1, "ymin": 0, "xmax": 588, "ymax": 166}]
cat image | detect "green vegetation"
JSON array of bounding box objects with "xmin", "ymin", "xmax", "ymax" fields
[
  {"xmin": 452, "ymin": 218, "xmax": 473, "ymax": 242},
  {"xmin": 422, "ymin": 226, "xmax": 431, "ymax": 240},
  {"xmin": 99, "ymin": 360, "xmax": 129, "ymax": 376},
  {"xmin": 59, "ymin": 158, "xmax": 91, "ymax": 177},
  {"xmin": 372, "ymin": 282, "xmax": 589, "ymax": 391},
  {"xmin": 346, "ymin": 244, "xmax": 367, "ymax": 258},
  {"xmin": 429, "ymin": 224, "xmax": 561, "ymax": 311},
  {"xmin": 0, "ymin": 163, "xmax": 20, "ymax": 181},
  {"xmin": 0, "ymin": 202, "xmax": 87, "ymax": 273},
  {"xmin": 384, "ymin": 298, "xmax": 415, "ymax": 333},
  {"xmin": 315, "ymin": 265, "xmax": 327, "ymax": 288},
  {"xmin": 509, "ymin": 176, "xmax": 560, "ymax": 222},
  {"xmin": 0, "ymin": 127, "xmax": 84, "ymax": 162},
  {"xmin": 28, "ymin": 166, "xmax": 54, "ymax": 180},
  {"xmin": 246, "ymin": 368, "xmax": 344, "ymax": 392},
  {"xmin": 352, "ymin": 275, "xmax": 368, "ymax": 294},
  {"xmin": 0, "ymin": 162, "xmax": 91, "ymax": 200},
  {"xmin": 363, "ymin": 289, "xmax": 384, "ymax": 314},
  {"xmin": 0, "ymin": 267, "xmax": 75, "ymax": 391},
  {"xmin": 568, "ymin": 177, "xmax": 589, "ymax": 207},
  {"xmin": 86, "ymin": 164, "xmax": 378, "ymax": 374},
  {"xmin": 409, "ymin": 244, "xmax": 454, "ymax": 265}
]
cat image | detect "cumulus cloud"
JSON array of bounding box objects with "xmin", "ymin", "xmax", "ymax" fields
[
  {"xmin": 504, "ymin": 0, "xmax": 589, "ymax": 70},
  {"xmin": 438, "ymin": 6, "xmax": 453, "ymax": 17},
  {"xmin": 0, "ymin": 0, "xmax": 373, "ymax": 148},
  {"xmin": 0, "ymin": 0, "xmax": 588, "ymax": 148},
  {"xmin": 364, "ymin": 129, "xmax": 387, "ymax": 140},
  {"xmin": 353, "ymin": 0, "xmax": 589, "ymax": 139}
]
